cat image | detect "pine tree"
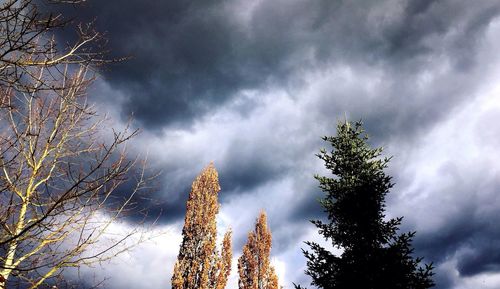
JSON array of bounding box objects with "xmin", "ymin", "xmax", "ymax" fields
[
  {"xmin": 172, "ymin": 164, "xmax": 232, "ymax": 289},
  {"xmin": 296, "ymin": 121, "xmax": 434, "ymax": 289},
  {"xmin": 238, "ymin": 211, "xmax": 280, "ymax": 289}
]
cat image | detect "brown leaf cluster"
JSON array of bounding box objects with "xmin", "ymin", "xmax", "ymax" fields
[
  {"xmin": 238, "ymin": 211, "xmax": 280, "ymax": 289},
  {"xmin": 172, "ymin": 164, "xmax": 232, "ymax": 289}
]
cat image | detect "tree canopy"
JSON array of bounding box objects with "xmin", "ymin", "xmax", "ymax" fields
[
  {"xmin": 172, "ymin": 164, "xmax": 232, "ymax": 289},
  {"xmin": 297, "ymin": 121, "xmax": 434, "ymax": 289},
  {"xmin": 238, "ymin": 211, "xmax": 280, "ymax": 289}
]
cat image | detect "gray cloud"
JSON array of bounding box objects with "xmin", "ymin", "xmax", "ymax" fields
[
  {"xmin": 38, "ymin": 0, "xmax": 500, "ymax": 288},
  {"xmin": 52, "ymin": 0, "xmax": 499, "ymax": 131},
  {"xmin": 412, "ymin": 177, "xmax": 500, "ymax": 280}
]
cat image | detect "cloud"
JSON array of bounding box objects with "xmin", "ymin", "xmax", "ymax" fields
[
  {"xmin": 64, "ymin": 215, "xmax": 183, "ymax": 289},
  {"xmin": 387, "ymin": 66, "xmax": 500, "ymax": 287},
  {"xmin": 37, "ymin": 1, "xmax": 500, "ymax": 288},
  {"xmin": 52, "ymin": 0, "xmax": 500, "ymax": 131}
]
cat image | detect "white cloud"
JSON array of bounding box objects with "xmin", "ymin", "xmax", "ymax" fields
[
  {"xmin": 65, "ymin": 215, "xmax": 183, "ymax": 289},
  {"xmin": 70, "ymin": 4, "xmax": 500, "ymax": 289}
]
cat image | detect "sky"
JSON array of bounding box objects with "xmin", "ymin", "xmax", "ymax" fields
[{"xmin": 49, "ymin": 0, "xmax": 500, "ymax": 288}]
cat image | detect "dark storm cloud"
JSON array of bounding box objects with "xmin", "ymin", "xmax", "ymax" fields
[
  {"xmin": 51, "ymin": 0, "xmax": 500, "ymax": 132},
  {"xmin": 51, "ymin": 0, "xmax": 287, "ymax": 128},
  {"xmin": 40, "ymin": 0, "xmax": 500, "ymax": 288},
  {"xmin": 118, "ymin": 144, "xmax": 292, "ymax": 224},
  {"xmin": 415, "ymin": 202, "xmax": 500, "ymax": 276},
  {"xmin": 251, "ymin": 0, "xmax": 500, "ymax": 146},
  {"xmin": 123, "ymin": 159, "xmax": 283, "ymax": 225},
  {"xmin": 397, "ymin": 156, "xmax": 500, "ymax": 288},
  {"xmin": 413, "ymin": 210, "xmax": 500, "ymax": 288},
  {"xmin": 218, "ymin": 138, "xmax": 293, "ymax": 195},
  {"xmin": 458, "ymin": 246, "xmax": 500, "ymax": 277},
  {"xmin": 114, "ymin": 143, "xmax": 295, "ymax": 224},
  {"xmin": 290, "ymin": 188, "xmax": 324, "ymax": 222}
]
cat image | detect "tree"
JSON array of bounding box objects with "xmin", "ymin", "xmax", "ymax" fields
[
  {"xmin": 0, "ymin": 2, "xmax": 151, "ymax": 288},
  {"xmin": 0, "ymin": 0, "xmax": 105, "ymax": 94},
  {"xmin": 0, "ymin": 63, "xmax": 151, "ymax": 288},
  {"xmin": 238, "ymin": 211, "xmax": 280, "ymax": 289},
  {"xmin": 172, "ymin": 164, "xmax": 232, "ymax": 289},
  {"xmin": 296, "ymin": 121, "xmax": 434, "ymax": 289}
]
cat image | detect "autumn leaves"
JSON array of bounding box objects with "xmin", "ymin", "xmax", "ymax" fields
[
  {"xmin": 172, "ymin": 164, "xmax": 280, "ymax": 289},
  {"xmin": 171, "ymin": 165, "xmax": 232, "ymax": 289},
  {"xmin": 238, "ymin": 213, "xmax": 280, "ymax": 289}
]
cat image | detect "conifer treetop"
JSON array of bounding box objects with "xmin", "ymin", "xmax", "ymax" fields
[{"xmin": 296, "ymin": 120, "xmax": 434, "ymax": 289}]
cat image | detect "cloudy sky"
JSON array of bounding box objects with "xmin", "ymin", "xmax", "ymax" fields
[{"xmin": 52, "ymin": 0, "xmax": 500, "ymax": 288}]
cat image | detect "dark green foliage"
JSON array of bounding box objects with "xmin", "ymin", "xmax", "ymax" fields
[{"xmin": 296, "ymin": 121, "xmax": 434, "ymax": 289}]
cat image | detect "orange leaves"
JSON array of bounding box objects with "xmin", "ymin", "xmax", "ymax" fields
[
  {"xmin": 214, "ymin": 230, "xmax": 232, "ymax": 289},
  {"xmin": 172, "ymin": 164, "xmax": 232, "ymax": 289},
  {"xmin": 238, "ymin": 211, "xmax": 280, "ymax": 289},
  {"xmin": 172, "ymin": 165, "xmax": 281, "ymax": 289}
]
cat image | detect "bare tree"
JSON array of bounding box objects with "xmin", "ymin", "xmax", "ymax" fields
[
  {"xmin": 0, "ymin": 0, "xmax": 107, "ymax": 94},
  {"xmin": 0, "ymin": 1, "xmax": 154, "ymax": 288},
  {"xmin": 0, "ymin": 62, "xmax": 153, "ymax": 288}
]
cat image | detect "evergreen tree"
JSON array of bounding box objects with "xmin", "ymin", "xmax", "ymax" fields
[
  {"xmin": 238, "ymin": 211, "xmax": 280, "ymax": 289},
  {"xmin": 296, "ymin": 121, "xmax": 434, "ymax": 289},
  {"xmin": 172, "ymin": 164, "xmax": 232, "ymax": 289}
]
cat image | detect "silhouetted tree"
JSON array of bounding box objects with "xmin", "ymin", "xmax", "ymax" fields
[
  {"xmin": 296, "ymin": 121, "xmax": 434, "ymax": 289},
  {"xmin": 0, "ymin": 64, "xmax": 154, "ymax": 289},
  {"xmin": 0, "ymin": 0, "xmax": 106, "ymax": 95},
  {"xmin": 238, "ymin": 211, "xmax": 280, "ymax": 289},
  {"xmin": 172, "ymin": 164, "xmax": 232, "ymax": 289},
  {"xmin": 0, "ymin": 2, "xmax": 150, "ymax": 288}
]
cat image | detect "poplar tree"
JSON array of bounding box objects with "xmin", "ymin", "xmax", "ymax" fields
[
  {"xmin": 172, "ymin": 164, "xmax": 232, "ymax": 289},
  {"xmin": 238, "ymin": 211, "xmax": 280, "ymax": 289},
  {"xmin": 296, "ymin": 121, "xmax": 434, "ymax": 289}
]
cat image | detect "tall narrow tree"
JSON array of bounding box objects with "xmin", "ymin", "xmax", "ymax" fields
[
  {"xmin": 172, "ymin": 164, "xmax": 232, "ymax": 289},
  {"xmin": 238, "ymin": 211, "xmax": 280, "ymax": 289},
  {"xmin": 296, "ymin": 121, "xmax": 434, "ymax": 289}
]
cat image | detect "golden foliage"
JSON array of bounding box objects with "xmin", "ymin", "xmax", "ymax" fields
[
  {"xmin": 238, "ymin": 211, "xmax": 280, "ymax": 289},
  {"xmin": 172, "ymin": 164, "xmax": 232, "ymax": 289}
]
